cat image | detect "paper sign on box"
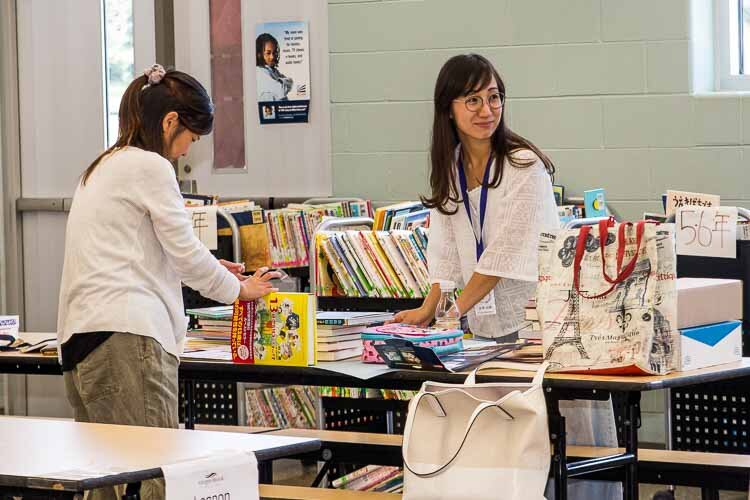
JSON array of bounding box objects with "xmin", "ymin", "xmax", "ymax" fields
[
  {"xmin": 676, "ymin": 206, "xmax": 737, "ymax": 259},
  {"xmin": 186, "ymin": 205, "xmax": 218, "ymax": 250},
  {"xmin": 666, "ymin": 190, "xmax": 720, "ymax": 217}
]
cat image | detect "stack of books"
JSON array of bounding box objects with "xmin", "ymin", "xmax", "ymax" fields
[
  {"xmin": 265, "ymin": 201, "xmax": 373, "ymax": 268},
  {"xmin": 316, "ymin": 311, "xmax": 393, "ymax": 362},
  {"xmin": 374, "ymin": 202, "xmax": 427, "ymax": 230},
  {"xmin": 186, "ymin": 305, "xmax": 234, "ymax": 340},
  {"xmin": 558, "ymin": 205, "xmax": 583, "ymax": 225},
  {"xmin": 244, "ymin": 385, "xmax": 318, "ymax": 428},
  {"xmin": 333, "ymin": 465, "xmax": 403, "ymax": 493},
  {"xmin": 319, "ymin": 386, "xmax": 416, "ymax": 400},
  {"xmin": 518, "ymin": 299, "xmax": 542, "ymax": 341},
  {"xmin": 316, "ymin": 229, "xmax": 430, "ymax": 298}
]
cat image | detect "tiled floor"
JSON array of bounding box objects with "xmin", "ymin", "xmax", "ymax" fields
[{"xmin": 273, "ymin": 459, "xmax": 748, "ymax": 499}]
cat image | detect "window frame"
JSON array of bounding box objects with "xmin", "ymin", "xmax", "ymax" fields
[{"xmin": 716, "ymin": 0, "xmax": 750, "ymax": 90}]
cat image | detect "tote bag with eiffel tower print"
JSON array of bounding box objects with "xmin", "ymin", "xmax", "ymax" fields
[{"xmin": 536, "ymin": 220, "xmax": 679, "ymax": 375}]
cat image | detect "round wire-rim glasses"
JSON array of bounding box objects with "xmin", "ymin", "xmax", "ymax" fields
[{"xmin": 454, "ymin": 92, "xmax": 505, "ymax": 112}]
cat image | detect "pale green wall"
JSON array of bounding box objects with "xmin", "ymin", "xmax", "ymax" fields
[
  {"xmin": 329, "ymin": 0, "xmax": 750, "ymax": 224},
  {"xmin": 325, "ymin": 0, "xmax": 750, "ymax": 444}
]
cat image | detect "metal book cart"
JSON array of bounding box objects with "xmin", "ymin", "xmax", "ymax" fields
[{"xmin": 310, "ymin": 217, "xmax": 423, "ymax": 481}]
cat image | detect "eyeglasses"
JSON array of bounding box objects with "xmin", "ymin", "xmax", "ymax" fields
[{"xmin": 454, "ymin": 92, "xmax": 505, "ymax": 112}]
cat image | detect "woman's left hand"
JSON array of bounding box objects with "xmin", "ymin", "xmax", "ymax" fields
[{"xmin": 219, "ymin": 259, "xmax": 246, "ymax": 279}]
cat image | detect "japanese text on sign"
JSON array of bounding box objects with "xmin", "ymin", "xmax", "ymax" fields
[{"xmin": 666, "ymin": 190, "xmax": 720, "ymax": 217}]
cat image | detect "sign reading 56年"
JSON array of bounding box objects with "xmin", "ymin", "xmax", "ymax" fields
[{"xmin": 676, "ymin": 206, "xmax": 737, "ymax": 259}]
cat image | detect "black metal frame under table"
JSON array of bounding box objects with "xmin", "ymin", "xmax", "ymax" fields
[{"xmin": 5, "ymin": 353, "xmax": 750, "ymax": 499}]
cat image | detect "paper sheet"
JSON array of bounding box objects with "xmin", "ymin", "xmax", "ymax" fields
[
  {"xmin": 186, "ymin": 205, "xmax": 218, "ymax": 250},
  {"xmin": 315, "ymin": 359, "xmax": 394, "ymax": 380},
  {"xmin": 162, "ymin": 450, "xmax": 258, "ymax": 500}
]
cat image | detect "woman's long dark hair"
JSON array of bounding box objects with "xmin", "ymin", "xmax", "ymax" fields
[
  {"xmin": 256, "ymin": 33, "xmax": 280, "ymax": 67},
  {"xmin": 421, "ymin": 54, "xmax": 555, "ymax": 215},
  {"xmin": 81, "ymin": 68, "xmax": 214, "ymax": 185}
]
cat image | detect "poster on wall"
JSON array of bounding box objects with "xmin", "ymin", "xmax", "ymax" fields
[{"xmin": 255, "ymin": 21, "xmax": 310, "ymax": 124}]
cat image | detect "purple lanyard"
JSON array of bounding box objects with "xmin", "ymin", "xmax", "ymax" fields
[{"xmin": 457, "ymin": 152, "xmax": 493, "ymax": 261}]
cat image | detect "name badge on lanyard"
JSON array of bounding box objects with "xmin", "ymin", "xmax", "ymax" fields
[{"xmin": 457, "ymin": 152, "xmax": 497, "ymax": 317}]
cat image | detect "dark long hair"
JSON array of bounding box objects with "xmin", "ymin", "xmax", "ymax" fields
[
  {"xmin": 256, "ymin": 33, "xmax": 279, "ymax": 67},
  {"xmin": 421, "ymin": 54, "xmax": 555, "ymax": 215},
  {"xmin": 81, "ymin": 68, "xmax": 214, "ymax": 185}
]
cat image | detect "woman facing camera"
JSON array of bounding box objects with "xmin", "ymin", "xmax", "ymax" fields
[
  {"xmin": 256, "ymin": 32, "xmax": 293, "ymax": 101},
  {"xmin": 394, "ymin": 53, "xmax": 558, "ymax": 340},
  {"xmin": 396, "ymin": 54, "xmax": 621, "ymax": 499}
]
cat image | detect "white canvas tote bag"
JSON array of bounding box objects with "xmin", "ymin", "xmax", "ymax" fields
[
  {"xmin": 537, "ymin": 220, "xmax": 678, "ymax": 374},
  {"xmin": 402, "ymin": 363, "xmax": 550, "ymax": 500}
]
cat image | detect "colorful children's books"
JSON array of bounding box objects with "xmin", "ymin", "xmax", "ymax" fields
[
  {"xmin": 231, "ymin": 293, "xmax": 316, "ymax": 366},
  {"xmin": 583, "ymin": 188, "xmax": 607, "ymax": 217}
]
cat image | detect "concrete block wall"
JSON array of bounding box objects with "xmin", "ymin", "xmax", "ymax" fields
[
  {"xmin": 328, "ymin": 0, "xmax": 750, "ymax": 221},
  {"xmin": 327, "ymin": 0, "xmax": 750, "ymax": 444}
]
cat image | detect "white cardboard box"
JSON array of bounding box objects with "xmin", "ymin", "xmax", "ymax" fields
[
  {"xmin": 677, "ymin": 278, "xmax": 742, "ymax": 329},
  {"xmin": 680, "ymin": 320, "xmax": 742, "ymax": 371}
]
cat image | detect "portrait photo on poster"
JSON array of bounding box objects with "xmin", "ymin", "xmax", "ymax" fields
[{"xmin": 255, "ymin": 20, "xmax": 310, "ymax": 125}]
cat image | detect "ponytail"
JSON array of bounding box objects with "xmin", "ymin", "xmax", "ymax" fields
[{"xmin": 81, "ymin": 67, "xmax": 213, "ymax": 185}]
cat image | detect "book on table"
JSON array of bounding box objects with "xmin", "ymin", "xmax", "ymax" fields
[
  {"xmin": 316, "ymin": 311, "xmax": 393, "ymax": 326},
  {"xmin": 231, "ymin": 292, "xmax": 316, "ymax": 366}
]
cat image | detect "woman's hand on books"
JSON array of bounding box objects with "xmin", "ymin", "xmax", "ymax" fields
[
  {"xmin": 219, "ymin": 259, "xmax": 246, "ymax": 279},
  {"xmin": 389, "ymin": 307, "xmax": 433, "ymax": 327},
  {"xmin": 238, "ymin": 267, "xmax": 280, "ymax": 301}
]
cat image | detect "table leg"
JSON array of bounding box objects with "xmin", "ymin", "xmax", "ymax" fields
[
  {"xmin": 548, "ymin": 394, "xmax": 568, "ymax": 500},
  {"xmin": 184, "ymin": 379, "xmax": 196, "ymax": 430},
  {"xmin": 258, "ymin": 461, "xmax": 273, "ymax": 484},
  {"xmin": 122, "ymin": 481, "xmax": 141, "ymax": 500},
  {"xmin": 623, "ymin": 391, "xmax": 641, "ymax": 500}
]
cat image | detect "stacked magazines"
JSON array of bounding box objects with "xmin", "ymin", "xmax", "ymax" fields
[
  {"xmin": 185, "ymin": 305, "xmax": 233, "ymax": 340},
  {"xmin": 332, "ymin": 465, "xmax": 403, "ymax": 493},
  {"xmin": 316, "ymin": 229, "xmax": 430, "ymax": 298}
]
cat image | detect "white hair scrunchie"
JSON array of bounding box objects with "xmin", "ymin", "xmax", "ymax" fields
[{"xmin": 143, "ymin": 64, "xmax": 166, "ymax": 87}]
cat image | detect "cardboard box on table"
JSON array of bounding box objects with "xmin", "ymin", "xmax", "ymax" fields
[{"xmin": 677, "ymin": 278, "xmax": 743, "ymax": 370}]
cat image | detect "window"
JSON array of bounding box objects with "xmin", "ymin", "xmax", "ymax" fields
[
  {"xmin": 716, "ymin": 0, "xmax": 750, "ymax": 90},
  {"xmin": 102, "ymin": 0, "xmax": 135, "ymax": 146}
]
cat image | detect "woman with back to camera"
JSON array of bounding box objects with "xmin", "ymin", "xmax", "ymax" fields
[
  {"xmin": 394, "ymin": 54, "xmax": 621, "ymax": 499},
  {"xmin": 57, "ymin": 64, "xmax": 279, "ymax": 500}
]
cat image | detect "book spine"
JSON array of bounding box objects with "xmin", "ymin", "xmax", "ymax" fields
[
  {"xmin": 357, "ymin": 232, "xmax": 397, "ymax": 297},
  {"xmin": 323, "ymin": 239, "xmax": 361, "ymax": 297},
  {"xmin": 339, "ymin": 233, "xmax": 377, "ymax": 297},
  {"xmin": 345, "ymin": 466, "xmax": 400, "ymax": 491},
  {"xmin": 316, "ymin": 318, "xmax": 345, "ymax": 326},
  {"xmin": 330, "ymin": 237, "xmax": 367, "ymax": 297},
  {"xmin": 343, "ymin": 232, "xmax": 382, "ymax": 297},
  {"xmin": 363, "ymin": 232, "xmax": 405, "ymax": 298},
  {"xmin": 332, "ymin": 465, "xmax": 380, "ymax": 489},
  {"xmin": 378, "ymin": 231, "xmax": 421, "ymax": 298}
]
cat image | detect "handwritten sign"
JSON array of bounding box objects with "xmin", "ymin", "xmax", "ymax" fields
[
  {"xmin": 666, "ymin": 190, "xmax": 720, "ymax": 217},
  {"xmin": 676, "ymin": 206, "xmax": 737, "ymax": 258},
  {"xmin": 186, "ymin": 205, "xmax": 218, "ymax": 250}
]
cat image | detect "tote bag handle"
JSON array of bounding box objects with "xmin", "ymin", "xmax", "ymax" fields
[
  {"xmin": 573, "ymin": 220, "xmax": 645, "ymax": 299},
  {"xmin": 402, "ymin": 362, "xmax": 549, "ymax": 477}
]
